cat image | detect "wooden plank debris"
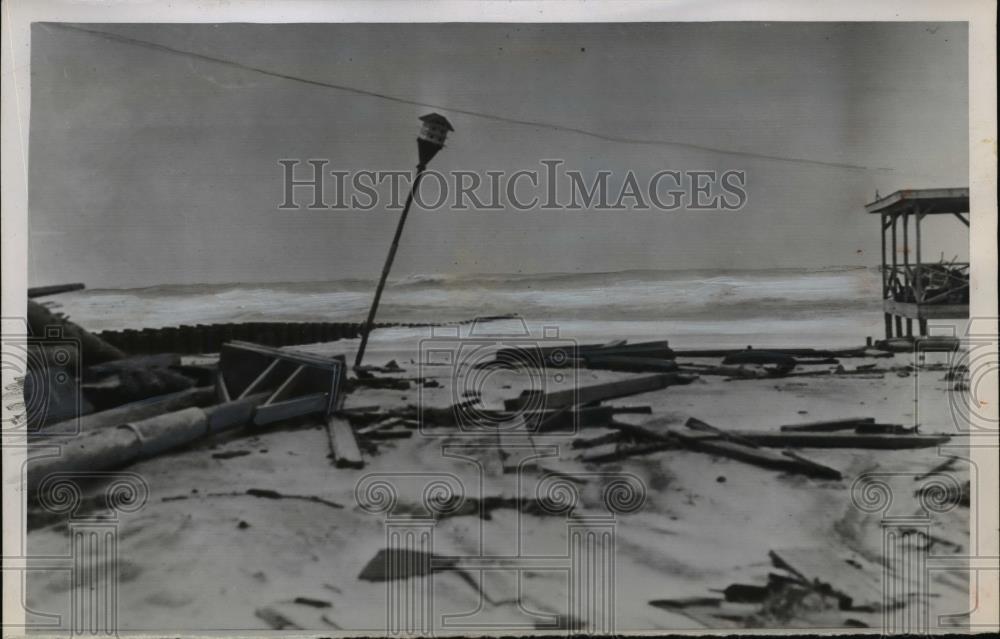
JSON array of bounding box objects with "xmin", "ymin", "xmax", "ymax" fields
[
  {"xmin": 579, "ymin": 440, "xmax": 676, "ymax": 463},
  {"xmin": 779, "ymin": 417, "xmax": 875, "ymax": 432},
  {"xmin": 495, "ymin": 340, "xmax": 675, "ymax": 368},
  {"xmin": 253, "ymin": 393, "xmax": 329, "ymax": 426},
  {"xmin": 676, "ymin": 363, "xmax": 784, "ymax": 379},
  {"xmin": 685, "ymin": 417, "xmax": 760, "ymax": 448},
  {"xmin": 769, "ymin": 548, "xmax": 897, "ymax": 610},
  {"xmin": 854, "ymin": 423, "xmax": 916, "ymax": 435},
  {"xmin": 718, "ymin": 430, "xmax": 947, "ymax": 449},
  {"xmin": 505, "ymin": 373, "xmax": 695, "ymax": 411},
  {"xmin": 722, "ymin": 350, "xmax": 797, "ymax": 368},
  {"xmin": 571, "ymin": 428, "xmax": 624, "ymax": 449},
  {"xmin": 363, "ymin": 429, "xmax": 413, "ymax": 440},
  {"xmin": 325, "ymin": 416, "xmax": 364, "ymax": 469},
  {"xmin": 668, "ymin": 428, "xmax": 842, "ymax": 479},
  {"xmin": 581, "ymin": 355, "xmax": 679, "ymax": 373},
  {"xmin": 672, "ymin": 346, "xmax": 891, "ymax": 359}
]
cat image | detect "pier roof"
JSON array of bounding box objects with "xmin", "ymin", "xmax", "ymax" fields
[{"xmin": 865, "ymin": 187, "xmax": 969, "ymax": 215}]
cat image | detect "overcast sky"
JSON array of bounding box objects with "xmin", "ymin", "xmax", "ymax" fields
[{"xmin": 29, "ymin": 22, "xmax": 968, "ymax": 288}]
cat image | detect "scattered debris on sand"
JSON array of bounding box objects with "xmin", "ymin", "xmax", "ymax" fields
[{"xmin": 22, "ymin": 313, "xmax": 967, "ymax": 630}]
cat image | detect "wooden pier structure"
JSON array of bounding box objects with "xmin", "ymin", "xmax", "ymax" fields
[{"xmin": 866, "ymin": 188, "xmax": 969, "ymax": 338}]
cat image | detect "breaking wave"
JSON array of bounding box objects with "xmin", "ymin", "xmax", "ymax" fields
[{"xmin": 66, "ymin": 266, "xmax": 882, "ymax": 332}]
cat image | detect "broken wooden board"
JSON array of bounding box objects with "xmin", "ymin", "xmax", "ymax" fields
[
  {"xmin": 722, "ymin": 350, "xmax": 797, "ymax": 368},
  {"xmin": 495, "ymin": 340, "xmax": 675, "ymax": 369},
  {"xmin": 779, "ymin": 417, "xmax": 876, "ymax": 432},
  {"xmin": 505, "ymin": 373, "xmax": 695, "ymax": 411},
  {"xmin": 647, "ymin": 417, "xmax": 950, "ymax": 450},
  {"xmin": 579, "ymin": 440, "xmax": 676, "ymax": 463},
  {"xmin": 769, "ymin": 547, "xmax": 903, "ymax": 611},
  {"xmin": 672, "ymin": 346, "xmax": 883, "ymax": 358},
  {"xmin": 571, "ymin": 428, "xmax": 624, "ymax": 449},
  {"xmin": 325, "ymin": 416, "xmax": 364, "ymax": 469},
  {"xmin": 854, "ymin": 423, "xmax": 916, "ymax": 435},
  {"xmin": 667, "ymin": 429, "xmax": 843, "ymax": 480},
  {"xmin": 581, "ymin": 355, "xmax": 679, "ymax": 373},
  {"xmin": 676, "ymin": 364, "xmax": 782, "ymax": 379},
  {"xmin": 363, "ymin": 429, "xmax": 413, "ymax": 440},
  {"xmin": 255, "ymin": 606, "xmax": 304, "ymax": 630},
  {"xmin": 720, "ymin": 430, "xmax": 949, "ymax": 449},
  {"xmin": 502, "ymin": 405, "xmax": 651, "ymax": 432},
  {"xmin": 685, "ymin": 417, "xmax": 760, "ymax": 448}
]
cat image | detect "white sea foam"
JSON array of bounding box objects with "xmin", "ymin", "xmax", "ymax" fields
[{"xmin": 52, "ymin": 266, "xmax": 889, "ymax": 346}]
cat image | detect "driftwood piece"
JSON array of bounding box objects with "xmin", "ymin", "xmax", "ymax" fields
[{"xmin": 325, "ymin": 416, "xmax": 364, "ymax": 469}]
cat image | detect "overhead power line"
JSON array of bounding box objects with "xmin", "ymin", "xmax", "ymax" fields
[{"xmin": 50, "ymin": 23, "xmax": 891, "ymax": 173}]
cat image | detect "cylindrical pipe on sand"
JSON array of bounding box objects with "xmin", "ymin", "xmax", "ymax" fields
[{"xmin": 27, "ymin": 393, "xmax": 270, "ymax": 494}]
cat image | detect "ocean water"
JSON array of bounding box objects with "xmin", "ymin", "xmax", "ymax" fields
[{"xmin": 45, "ymin": 266, "xmax": 893, "ymax": 349}]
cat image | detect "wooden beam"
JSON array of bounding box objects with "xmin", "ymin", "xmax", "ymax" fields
[
  {"xmin": 915, "ymin": 206, "xmax": 923, "ymax": 302},
  {"xmin": 667, "ymin": 428, "xmax": 842, "ymax": 479},
  {"xmin": 684, "ymin": 429, "xmax": 949, "ymax": 450},
  {"xmin": 254, "ymin": 392, "xmax": 328, "ymax": 426},
  {"xmin": 779, "ymin": 417, "xmax": 875, "ymax": 432},
  {"xmin": 326, "ymin": 416, "xmax": 364, "ymax": 468},
  {"xmin": 504, "ymin": 373, "xmax": 694, "ymax": 411}
]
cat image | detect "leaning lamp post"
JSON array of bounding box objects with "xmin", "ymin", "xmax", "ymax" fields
[{"xmin": 354, "ymin": 113, "xmax": 455, "ymax": 368}]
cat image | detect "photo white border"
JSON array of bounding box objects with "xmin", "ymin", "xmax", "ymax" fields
[{"xmin": 2, "ymin": 1, "xmax": 996, "ymax": 635}]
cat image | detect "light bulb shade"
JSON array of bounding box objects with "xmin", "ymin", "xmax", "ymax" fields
[{"xmin": 418, "ymin": 112, "xmax": 454, "ymax": 147}]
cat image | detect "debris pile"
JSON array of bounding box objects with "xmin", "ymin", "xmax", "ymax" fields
[{"xmin": 650, "ymin": 547, "xmax": 917, "ymax": 628}]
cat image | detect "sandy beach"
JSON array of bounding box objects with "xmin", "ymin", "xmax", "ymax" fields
[{"xmin": 24, "ymin": 328, "xmax": 972, "ymax": 632}]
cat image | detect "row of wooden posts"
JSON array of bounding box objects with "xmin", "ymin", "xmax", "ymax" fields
[{"xmin": 97, "ymin": 321, "xmax": 404, "ymax": 355}]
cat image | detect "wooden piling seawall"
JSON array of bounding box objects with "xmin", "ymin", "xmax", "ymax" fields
[
  {"xmin": 96, "ymin": 322, "xmax": 370, "ymax": 355},
  {"xmin": 96, "ymin": 314, "xmax": 518, "ymax": 355}
]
